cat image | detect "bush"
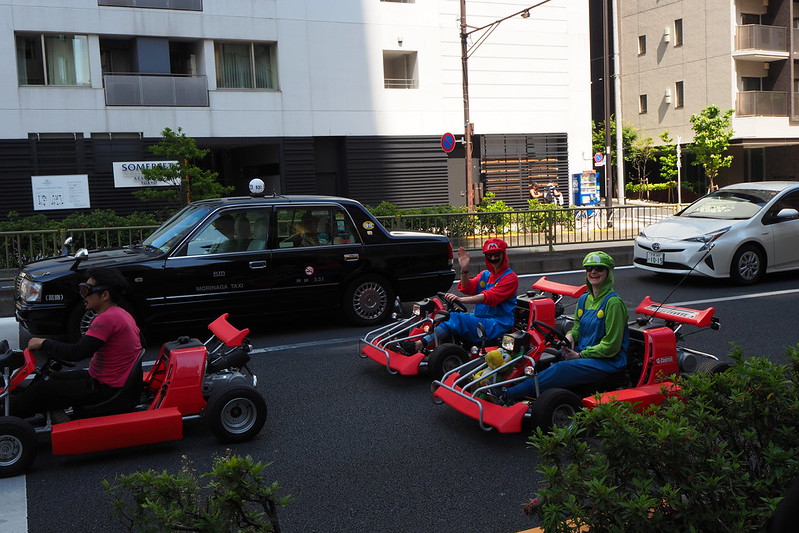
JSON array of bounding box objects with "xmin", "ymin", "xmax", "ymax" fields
[
  {"xmin": 0, "ymin": 209, "xmax": 162, "ymax": 232},
  {"xmin": 526, "ymin": 347, "xmax": 799, "ymax": 532},
  {"xmin": 104, "ymin": 453, "xmax": 292, "ymax": 533},
  {"xmin": 525, "ymin": 199, "xmax": 575, "ymax": 232},
  {"xmin": 475, "ymin": 192, "xmax": 513, "ymax": 233}
]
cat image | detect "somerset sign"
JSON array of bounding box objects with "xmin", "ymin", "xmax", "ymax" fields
[{"xmin": 113, "ymin": 161, "xmax": 179, "ymax": 188}]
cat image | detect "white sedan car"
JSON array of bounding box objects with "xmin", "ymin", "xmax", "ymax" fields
[{"xmin": 634, "ymin": 181, "xmax": 799, "ymax": 284}]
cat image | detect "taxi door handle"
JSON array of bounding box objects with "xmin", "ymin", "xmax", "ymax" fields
[
  {"xmin": 249, "ymin": 261, "xmax": 267, "ymax": 269},
  {"xmin": 344, "ymin": 253, "xmax": 359, "ymax": 261}
]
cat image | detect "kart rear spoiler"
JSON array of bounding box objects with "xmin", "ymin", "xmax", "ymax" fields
[
  {"xmin": 532, "ymin": 277, "xmax": 586, "ymax": 299},
  {"xmin": 635, "ymin": 296, "xmax": 715, "ymax": 328}
]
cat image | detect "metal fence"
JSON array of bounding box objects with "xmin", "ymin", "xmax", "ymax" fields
[
  {"xmin": 377, "ymin": 203, "xmax": 678, "ymax": 250},
  {"xmin": 1, "ymin": 226, "xmax": 158, "ymax": 277},
  {"xmin": 0, "ymin": 204, "xmax": 678, "ymax": 280}
]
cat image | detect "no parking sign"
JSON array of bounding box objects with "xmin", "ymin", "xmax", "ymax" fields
[
  {"xmin": 441, "ymin": 132, "xmax": 456, "ymax": 153},
  {"xmin": 594, "ymin": 152, "xmax": 605, "ymax": 166}
]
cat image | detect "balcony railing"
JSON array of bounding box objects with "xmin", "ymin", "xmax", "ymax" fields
[
  {"xmin": 735, "ymin": 24, "xmax": 787, "ymax": 52},
  {"xmin": 736, "ymin": 90, "xmax": 787, "ymax": 117},
  {"xmin": 384, "ymin": 78, "xmax": 419, "ymax": 89},
  {"xmin": 104, "ymin": 74, "xmax": 209, "ymax": 107},
  {"xmin": 98, "ymin": 0, "xmax": 202, "ymax": 10}
]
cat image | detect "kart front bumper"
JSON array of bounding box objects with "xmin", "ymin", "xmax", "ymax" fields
[
  {"xmin": 433, "ymin": 373, "xmax": 529, "ymax": 433},
  {"xmin": 361, "ymin": 344, "xmax": 425, "ymax": 375}
]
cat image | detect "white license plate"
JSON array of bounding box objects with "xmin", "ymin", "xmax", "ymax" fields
[{"xmin": 646, "ymin": 251, "xmax": 664, "ymax": 265}]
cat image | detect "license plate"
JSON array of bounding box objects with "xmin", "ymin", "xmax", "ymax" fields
[{"xmin": 646, "ymin": 251, "xmax": 664, "ymax": 266}]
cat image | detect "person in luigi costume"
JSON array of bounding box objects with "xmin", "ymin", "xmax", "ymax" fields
[{"xmin": 502, "ymin": 250, "xmax": 629, "ymax": 401}]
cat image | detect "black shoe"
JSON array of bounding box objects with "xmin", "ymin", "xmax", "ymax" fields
[
  {"xmin": 486, "ymin": 386, "xmax": 510, "ymax": 406},
  {"xmin": 397, "ymin": 341, "xmax": 417, "ymax": 355}
]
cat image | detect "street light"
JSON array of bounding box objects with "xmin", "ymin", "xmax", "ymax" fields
[{"xmin": 459, "ymin": 0, "xmax": 554, "ymax": 209}]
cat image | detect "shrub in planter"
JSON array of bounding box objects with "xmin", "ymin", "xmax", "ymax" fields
[
  {"xmin": 104, "ymin": 454, "xmax": 292, "ymax": 533},
  {"xmin": 526, "ymin": 347, "xmax": 799, "ymax": 532}
]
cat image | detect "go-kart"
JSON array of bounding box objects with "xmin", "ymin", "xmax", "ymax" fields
[
  {"xmin": 0, "ymin": 313, "xmax": 266, "ymax": 478},
  {"xmin": 432, "ymin": 294, "xmax": 724, "ymax": 433},
  {"xmin": 359, "ymin": 277, "xmax": 585, "ymax": 380}
]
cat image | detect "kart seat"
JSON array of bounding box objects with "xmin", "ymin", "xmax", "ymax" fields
[{"xmin": 73, "ymin": 349, "xmax": 145, "ymax": 419}]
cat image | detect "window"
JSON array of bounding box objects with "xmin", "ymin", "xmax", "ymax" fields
[
  {"xmin": 639, "ymin": 94, "xmax": 648, "ymax": 114},
  {"xmin": 16, "ymin": 34, "xmax": 91, "ymax": 86},
  {"xmin": 185, "ymin": 209, "xmax": 270, "ymax": 255},
  {"xmin": 741, "ymin": 13, "xmax": 762, "ymax": 25},
  {"xmin": 674, "ymin": 19, "xmax": 683, "ymax": 46},
  {"xmin": 383, "ymin": 51, "xmax": 418, "ymax": 89},
  {"xmin": 276, "ymin": 207, "xmax": 357, "ymax": 248},
  {"xmin": 638, "ymin": 35, "xmax": 647, "ymax": 55},
  {"xmin": 214, "ymin": 42, "xmax": 277, "ymax": 89},
  {"xmin": 381, "ymin": 0, "xmax": 415, "ymax": 3},
  {"xmin": 675, "ymin": 81, "xmax": 684, "ymax": 108},
  {"xmin": 743, "ymin": 76, "xmax": 764, "ymax": 91}
]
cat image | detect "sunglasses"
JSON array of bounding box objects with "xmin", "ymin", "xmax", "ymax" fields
[
  {"xmin": 79, "ymin": 282, "xmax": 108, "ymax": 297},
  {"xmin": 585, "ymin": 266, "xmax": 607, "ymax": 273},
  {"xmin": 485, "ymin": 252, "xmax": 503, "ymax": 260}
]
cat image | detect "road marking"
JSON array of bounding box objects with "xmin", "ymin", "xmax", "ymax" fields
[
  {"xmin": 250, "ymin": 337, "xmax": 356, "ymax": 354},
  {"xmin": 670, "ymin": 288, "xmax": 799, "ymax": 307},
  {"xmin": 0, "ymin": 473, "xmax": 27, "ymax": 532}
]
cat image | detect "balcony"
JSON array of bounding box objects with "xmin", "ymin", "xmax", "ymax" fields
[
  {"xmin": 736, "ymin": 91, "xmax": 787, "ymax": 117},
  {"xmin": 104, "ymin": 74, "xmax": 208, "ymax": 107},
  {"xmin": 98, "ymin": 0, "xmax": 202, "ymax": 10},
  {"xmin": 734, "ymin": 25, "xmax": 789, "ymax": 61}
]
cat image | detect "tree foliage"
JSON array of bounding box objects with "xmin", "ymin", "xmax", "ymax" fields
[
  {"xmin": 592, "ymin": 118, "xmax": 638, "ymax": 168},
  {"xmin": 135, "ymin": 127, "xmax": 233, "ymax": 209},
  {"xmin": 526, "ymin": 347, "xmax": 799, "ymax": 532},
  {"xmin": 688, "ymin": 105, "xmax": 734, "ymax": 192}
]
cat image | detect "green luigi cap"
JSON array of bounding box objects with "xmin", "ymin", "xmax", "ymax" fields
[{"xmin": 582, "ymin": 251, "xmax": 615, "ymax": 269}]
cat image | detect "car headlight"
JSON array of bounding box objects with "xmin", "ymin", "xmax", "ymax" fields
[
  {"xmin": 18, "ymin": 275, "xmax": 43, "ymax": 303},
  {"xmin": 682, "ymin": 226, "xmax": 731, "ymax": 251}
]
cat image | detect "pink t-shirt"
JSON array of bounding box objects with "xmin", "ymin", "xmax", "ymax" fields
[{"xmin": 86, "ymin": 306, "xmax": 142, "ymax": 388}]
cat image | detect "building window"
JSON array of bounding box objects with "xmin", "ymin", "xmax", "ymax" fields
[
  {"xmin": 383, "ymin": 51, "xmax": 418, "ymax": 89},
  {"xmin": 674, "ymin": 19, "xmax": 683, "ymax": 46},
  {"xmin": 675, "ymin": 81, "xmax": 684, "ymax": 108},
  {"xmin": 15, "ymin": 34, "xmax": 91, "ymax": 86},
  {"xmin": 741, "ymin": 13, "xmax": 762, "ymax": 25},
  {"xmin": 381, "ymin": 0, "xmax": 415, "ymax": 3},
  {"xmin": 214, "ymin": 42, "xmax": 277, "ymax": 89},
  {"xmin": 638, "ymin": 35, "xmax": 647, "ymax": 55},
  {"xmin": 639, "ymin": 94, "xmax": 648, "ymax": 114},
  {"xmin": 743, "ymin": 76, "xmax": 764, "ymax": 91}
]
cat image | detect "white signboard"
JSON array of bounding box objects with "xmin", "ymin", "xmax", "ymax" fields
[
  {"xmin": 112, "ymin": 160, "xmax": 179, "ymax": 188},
  {"xmin": 31, "ymin": 175, "xmax": 90, "ymax": 211}
]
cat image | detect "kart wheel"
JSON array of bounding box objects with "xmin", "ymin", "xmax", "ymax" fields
[
  {"xmin": 694, "ymin": 358, "xmax": 731, "ymax": 375},
  {"xmin": 0, "ymin": 417, "xmax": 37, "ymax": 479},
  {"xmin": 531, "ymin": 388, "xmax": 582, "ymax": 432},
  {"xmin": 206, "ymin": 385, "xmax": 267, "ymax": 444},
  {"xmin": 730, "ymin": 244, "xmax": 764, "ymax": 285},
  {"xmin": 427, "ymin": 344, "xmax": 469, "ymax": 380},
  {"xmin": 342, "ymin": 275, "xmax": 395, "ymax": 326}
]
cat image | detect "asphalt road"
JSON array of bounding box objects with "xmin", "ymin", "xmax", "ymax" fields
[{"xmin": 7, "ymin": 264, "xmax": 799, "ymax": 532}]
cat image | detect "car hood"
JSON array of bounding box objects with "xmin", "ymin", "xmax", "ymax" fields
[
  {"xmin": 641, "ymin": 216, "xmax": 740, "ymax": 240},
  {"xmin": 21, "ymin": 246, "xmax": 157, "ymax": 280}
]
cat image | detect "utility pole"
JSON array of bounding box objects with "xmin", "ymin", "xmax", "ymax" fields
[{"xmin": 460, "ymin": 0, "xmax": 475, "ymax": 209}]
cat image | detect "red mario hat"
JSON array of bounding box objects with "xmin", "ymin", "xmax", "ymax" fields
[{"xmin": 482, "ymin": 238, "xmax": 508, "ymax": 254}]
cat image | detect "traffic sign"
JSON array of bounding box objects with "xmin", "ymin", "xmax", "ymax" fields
[
  {"xmin": 441, "ymin": 132, "xmax": 456, "ymax": 153},
  {"xmin": 594, "ymin": 152, "xmax": 605, "ymax": 166}
]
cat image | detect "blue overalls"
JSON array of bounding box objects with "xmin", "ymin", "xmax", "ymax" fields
[
  {"xmin": 430, "ymin": 270, "xmax": 516, "ymax": 344},
  {"xmin": 507, "ymin": 292, "xmax": 628, "ymax": 398}
]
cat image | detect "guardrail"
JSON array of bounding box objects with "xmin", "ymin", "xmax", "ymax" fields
[{"xmin": 0, "ymin": 204, "xmax": 678, "ymax": 281}]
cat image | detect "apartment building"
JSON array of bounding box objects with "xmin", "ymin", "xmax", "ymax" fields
[
  {"xmin": 0, "ymin": 0, "xmax": 591, "ymax": 216},
  {"xmin": 620, "ymin": 0, "xmax": 799, "ymax": 187}
]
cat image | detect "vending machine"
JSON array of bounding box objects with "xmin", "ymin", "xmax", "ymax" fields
[{"xmin": 572, "ymin": 171, "xmax": 601, "ymax": 206}]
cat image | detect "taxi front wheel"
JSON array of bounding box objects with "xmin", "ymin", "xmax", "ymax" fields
[{"xmin": 342, "ymin": 275, "xmax": 394, "ymax": 326}]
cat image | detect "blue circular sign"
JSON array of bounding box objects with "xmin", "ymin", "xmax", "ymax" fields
[{"xmin": 441, "ymin": 132, "xmax": 456, "ymax": 153}]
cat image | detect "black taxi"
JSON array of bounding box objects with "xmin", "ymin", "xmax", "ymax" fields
[{"xmin": 16, "ymin": 190, "xmax": 455, "ymax": 340}]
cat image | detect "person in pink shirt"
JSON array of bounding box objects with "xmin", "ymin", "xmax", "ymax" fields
[{"xmin": 13, "ymin": 267, "xmax": 142, "ymax": 418}]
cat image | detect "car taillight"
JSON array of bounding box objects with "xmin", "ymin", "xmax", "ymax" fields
[{"xmin": 447, "ymin": 242, "xmax": 453, "ymax": 265}]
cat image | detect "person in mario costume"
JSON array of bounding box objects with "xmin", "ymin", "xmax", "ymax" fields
[{"xmin": 412, "ymin": 238, "xmax": 518, "ymax": 351}]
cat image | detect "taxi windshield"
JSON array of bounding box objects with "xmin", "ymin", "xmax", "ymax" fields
[{"xmin": 141, "ymin": 205, "xmax": 212, "ymax": 253}]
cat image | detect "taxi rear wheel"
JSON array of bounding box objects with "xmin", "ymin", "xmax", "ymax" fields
[{"xmin": 342, "ymin": 275, "xmax": 394, "ymax": 326}]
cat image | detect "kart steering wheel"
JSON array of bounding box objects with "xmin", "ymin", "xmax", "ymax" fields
[
  {"xmin": 531, "ymin": 320, "xmax": 571, "ymax": 349},
  {"xmin": 437, "ymin": 292, "xmax": 467, "ymax": 313}
]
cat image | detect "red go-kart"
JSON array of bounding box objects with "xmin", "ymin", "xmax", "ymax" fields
[
  {"xmin": 0, "ymin": 314, "xmax": 266, "ymax": 478},
  {"xmin": 432, "ymin": 291, "xmax": 725, "ymax": 433},
  {"xmin": 359, "ymin": 278, "xmax": 585, "ymax": 380}
]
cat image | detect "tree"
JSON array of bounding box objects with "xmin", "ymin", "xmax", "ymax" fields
[
  {"xmin": 135, "ymin": 127, "xmax": 233, "ymax": 210},
  {"xmin": 657, "ymin": 131, "xmax": 679, "ymax": 202},
  {"xmin": 628, "ymin": 136, "xmax": 655, "ymax": 200},
  {"xmin": 688, "ymin": 105, "xmax": 734, "ymax": 192},
  {"xmin": 591, "ymin": 118, "xmax": 638, "ymax": 168}
]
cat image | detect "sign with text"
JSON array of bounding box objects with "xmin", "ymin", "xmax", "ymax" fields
[
  {"xmin": 31, "ymin": 175, "xmax": 91, "ymax": 211},
  {"xmin": 113, "ymin": 160, "xmax": 179, "ymax": 188}
]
